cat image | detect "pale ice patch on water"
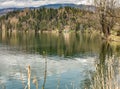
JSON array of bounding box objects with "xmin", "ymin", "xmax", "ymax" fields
[{"xmin": 0, "ymin": 45, "xmax": 96, "ymax": 84}]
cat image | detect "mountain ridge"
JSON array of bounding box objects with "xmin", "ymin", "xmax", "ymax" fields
[{"xmin": 0, "ymin": 3, "xmax": 95, "ymax": 15}]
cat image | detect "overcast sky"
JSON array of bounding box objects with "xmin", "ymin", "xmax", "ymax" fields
[{"xmin": 0, "ymin": 0, "xmax": 94, "ymax": 9}]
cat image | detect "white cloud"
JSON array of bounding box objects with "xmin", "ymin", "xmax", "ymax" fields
[{"xmin": 0, "ymin": 0, "xmax": 93, "ymax": 9}]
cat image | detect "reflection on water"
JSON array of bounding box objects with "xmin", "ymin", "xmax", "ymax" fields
[
  {"xmin": 0, "ymin": 32, "xmax": 101, "ymax": 56},
  {"xmin": 0, "ymin": 31, "xmax": 120, "ymax": 89},
  {"xmin": 90, "ymin": 42, "xmax": 120, "ymax": 89}
]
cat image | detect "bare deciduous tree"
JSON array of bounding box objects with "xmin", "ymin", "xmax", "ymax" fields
[{"xmin": 94, "ymin": 0, "xmax": 118, "ymax": 39}]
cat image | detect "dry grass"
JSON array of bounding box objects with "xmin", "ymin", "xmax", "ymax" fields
[
  {"xmin": 110, "ymin": 35, "xmax": 120, "ymax": 42},
  {"xmin": 90, "ymin": 56, "xmax": 120, "ymax": 89},
  {"xmin": 24, "ymin": 65, "xmax": 31, "ymax": 89}
]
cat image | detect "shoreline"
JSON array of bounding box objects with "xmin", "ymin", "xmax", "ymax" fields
[{"xmin": 0, "ymin": 29, "xmax": 120, "ymax": 42}]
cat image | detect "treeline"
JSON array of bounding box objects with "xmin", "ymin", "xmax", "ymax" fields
[{"xmin": 0, "ymin": 7, "xmax": 96, "ymax": 32}]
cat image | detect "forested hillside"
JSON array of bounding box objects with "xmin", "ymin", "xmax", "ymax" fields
[{"xmin": 0, "ymin": 7, "xmax": 95, "ymax": 32}]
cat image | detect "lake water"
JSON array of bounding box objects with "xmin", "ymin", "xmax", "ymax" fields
[{"xmin": 0, "ymin": 31, "xmax": 120, "ymax": 89}]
